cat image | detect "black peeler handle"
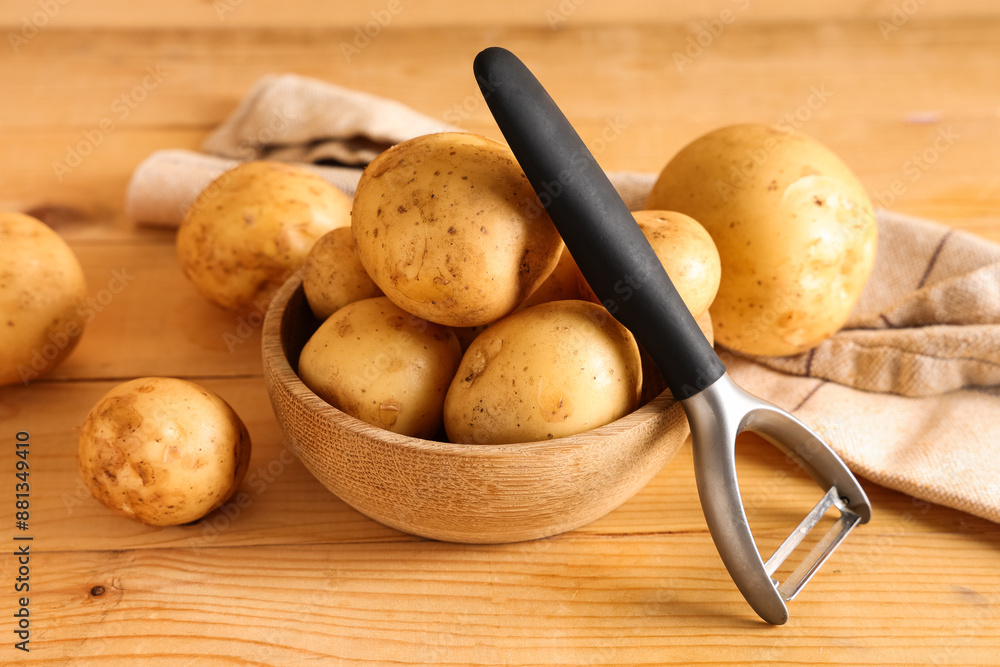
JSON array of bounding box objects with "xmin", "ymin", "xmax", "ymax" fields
[{"xmin": 473, "ymin": 47, "xmax": 725, "ymax": 400}]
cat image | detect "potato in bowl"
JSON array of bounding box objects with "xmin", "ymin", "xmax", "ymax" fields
[
  {"xmin": 297, "ymin": 296, "xmax": 462, "ymax": 439},
  {"xmin": 444, "ymin": 300, "xmax": 643, "ymax": 445},
  {"xmin": 260, "ymin": 129, "xmax": 730, "ymax": 543},
  {"xmin": 351, "ymin": 132, "xmax": 564, "ymax": 328},
  {"xmin": 262, "ymin": 277, "xmax": 690, "ymax": 544}
]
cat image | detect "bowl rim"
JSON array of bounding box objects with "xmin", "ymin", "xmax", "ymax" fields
[{"xmin": 262, "ymin": 273, "xmax": 682, "ymax": 455}]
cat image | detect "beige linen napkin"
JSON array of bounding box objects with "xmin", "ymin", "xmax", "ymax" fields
[
  {"xmin": 125, "ymin": 74, "xmax": 458, "ymax": 226},
  {"xmin": 125, "ymin": 75, "xmax": 1000, "ymax": 524},
  {"xmin": 124, "ymin": 73, "xmax": 655, "ymax": 226}
]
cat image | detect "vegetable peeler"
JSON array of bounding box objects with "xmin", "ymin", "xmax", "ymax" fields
[{"xmin": 473, "ymin": 46, "xmax": 872, "ymax": 625}]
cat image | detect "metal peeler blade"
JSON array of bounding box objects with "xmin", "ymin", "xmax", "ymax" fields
[
  {"xmin": 686, "ymin": 373, "xmax": 871, "ymax": 624},
  {"xmin": 473, "ymin": 46, "xmax": 873, "ymax": 624}
]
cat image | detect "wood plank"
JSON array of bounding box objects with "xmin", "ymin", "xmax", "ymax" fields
[
  {"xmin": 1, "ymin": 532, "xmax": 997, "ymax": 665},
  {"xmin": 4, "ymin": 375, "xmax": 997, "ymax": 553},
  {"xmin": 34, "ymin": 243, "xmax": 266, "ymax": 380},
  {"xmin": 2, "ymin": 22, "xmax": 997, "ymax": 237},
  {"xmin": 0, "ymin": 128, "xmax": 204, "ymax": 225},
  {"xmin": 1, "ymin": 0, "xmax": 998, "ymax": 31},
  {"xmin": 5, "ymin": 121, "xmax": 997, "ymax": 242},
  {"xmin": 4, "ymin": 22, "xmax": 1000, "ymax": 131}
]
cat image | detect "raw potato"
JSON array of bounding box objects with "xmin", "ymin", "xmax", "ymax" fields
[
  {"xmin": 303, "ymin": 227, "xmax": 383, "ymax": 321},
  {"xmin": 352, "ymin": 132, "xmax": 564, "ymax": 327},
  {"xmin": 298, "ymin": 296, "xmax": 462, "ymax": 438},
  {"xmin": 78, "ymin": 377, "xmax": 251, "ymax": 526},
  {"xmin": 646, "ymin": 124, "xmax": 877, "ymax": 356},
  {"xmin": 519, "ymin": 246, "xmax": 585, "ymax": 310},
  {"xmin": 634, "ymin": 211, "xmax": 720, "ymax": 318},
  {"xmin": 444, "ymin": 300, "xmax": 642, "ymax": 445},
  {"xmin": 0, "ymin": 212, "xmax": 88, "ymax": 386},
  {"xmin": 452, "ymin": 249, "xmax": 585, "ymax": 351},
  {"xmin": 177, "ymin": 161, "xmax": 352, "ymax": 314},
  {"xmin": 577, "ymin": 211, "xmax": 721, "ymax": 319},
  {"xmin": 452, "ymin": 323, "xmax": 490, "ymax": 353}
]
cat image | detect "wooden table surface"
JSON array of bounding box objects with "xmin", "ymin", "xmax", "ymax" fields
[{"xmin": 2, "ymin": 1, "xmax": 999, "ymax": 664}]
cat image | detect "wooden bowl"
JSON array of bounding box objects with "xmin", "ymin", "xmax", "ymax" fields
[{"xmin": 262, "ymin": 275, "xmax": 690, "ymax": 543}]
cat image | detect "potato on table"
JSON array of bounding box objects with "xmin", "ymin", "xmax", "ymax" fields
[
  {"xmin": 0, "ymin": 211, "xmax": 88, "ymax": 386},
  {"xmin": 177, "ymin": 160, "xmax": 352, "ymax": 315},
  {"xmin": 351, "ymin": 132, "xmax": 564, "ymax": 328},
  {"xmin": 298, "ymin": 296, "xmax": 463, "ymax": 438},
  {"xmin": 78, "ymin": 377, "xmax": 251, "ymax": 526},
  {"xmin": 646, "ymin": 124, "xmax": 877, "ymax": 356}
]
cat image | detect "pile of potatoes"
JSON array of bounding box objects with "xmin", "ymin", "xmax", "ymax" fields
[
  {"xmin": 293, "ymin": 125, "xmax": 876, "ymax": 444},
  {"xmin": 166, "ymin": 125, "xmax": 874, "ymax": 448},
  {"xmin": 295, "ymin": 132, "xmax": 723, "ymax": 444}
]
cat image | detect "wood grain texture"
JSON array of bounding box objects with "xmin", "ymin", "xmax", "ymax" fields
[
  {"xmin": 1, "ymin": 0, "xmax": 998, "ymax": 30},
  {"xmin": 54, "ymin": 244, "xmax": 265, "ymax": 379},
  {"xmin": 2, "ymin": 375, "xmax": 999, "ymax": 662},
  {"xmin": 1, "ymin": 533, "xmax": 998, "ymax": 666},
  {"xmin": 1, "ymin": 3, "xmax": 999, "ymax": 664},
  {"xmin": 2, "ymin": 21, "xmax": 999, "ymax": 239}
]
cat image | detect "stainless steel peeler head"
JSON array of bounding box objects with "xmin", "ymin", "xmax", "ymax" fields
[{"xmin": 683, "ymin": 373, "xmax": 871, "ymax": 625}]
